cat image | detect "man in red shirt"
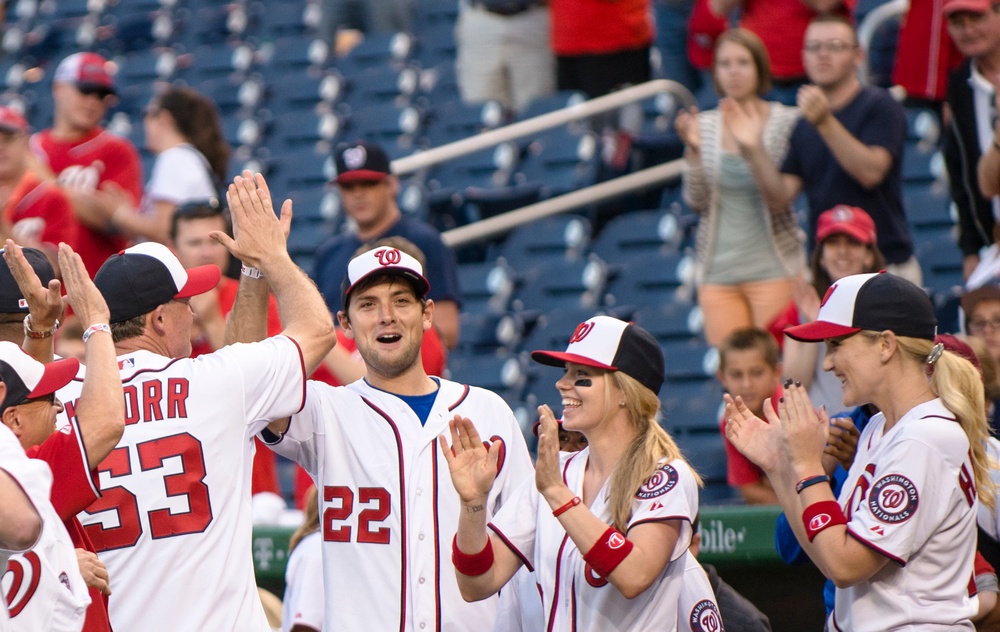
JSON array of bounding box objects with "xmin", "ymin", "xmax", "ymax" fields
[
  {"xmin": 0, "ymin": 106, "xmax": 77, "ymax": 269},
  {"xmin": 31, "ymin": 52, "xmax": 142, "ymax": 277},
  {"xmin": 0, "ymin": 241, "xmax": 123, "ymax": 632}
]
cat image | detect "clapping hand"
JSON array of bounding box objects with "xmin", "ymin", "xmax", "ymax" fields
[
  {"xmin": 674, "ymin": 107, "xmax": 702, "ymax": 153},
  {"xmin": 720, "ymin": 98, "xmax": 764, "ymax": 150},
  {"xmin": 439, "ymin": 415, "xmax": 500, "ymax": 506},
  {"xmin": 724, "ymin": 393, "xmax": 784, "ymax": 472}
]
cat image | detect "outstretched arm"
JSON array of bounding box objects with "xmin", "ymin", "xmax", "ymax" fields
[
  {"xmin": 0, "ymin": 468, "xmax": 41, "ymax": 551},
  {"xmin": 213, "ymin": 171, "xmax": 336, "ymax": 373},
  {"xmin": 58, "ymin": 243, "xmax": 124, "ymax": 469}
]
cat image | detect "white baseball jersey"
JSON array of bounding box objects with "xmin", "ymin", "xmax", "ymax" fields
[
  {"xmin": 832, "ymin": 399, "xmax": 977, "ymax": 631},
  {"xmin": 282, "ymin": 530, "xmax": 324, "ymax": 632},
  {"xmin": 493, "ymin": 567, "xmax": 545, "ymax": 632},
  {"xmin": 59, "ymin": 336, "xmax": 307, "ymax": 632},
  {"xmin": 489, "ymin": 450, "xmax": 703, "ymax": 631},
  {"xmin": 674, "ymin": 554, "xmax": 724, "ymax": 632},
  {"xmin": 0, "ymin": 424, "xmax": 89, "ymax": 632},
  {"xmin": 264, "ymin": 377, "xmax": 534, "ymax": 631}
]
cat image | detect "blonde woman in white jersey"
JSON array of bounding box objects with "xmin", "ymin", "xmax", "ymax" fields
[
  {"xmin": 442, "ymin": 316, "xmax": 722, "ymax": 631},
  {"xmin": 726, "ymin": 271, "xmax": 995, "ymax": 631}
]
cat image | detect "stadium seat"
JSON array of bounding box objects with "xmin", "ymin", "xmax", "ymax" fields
[
  {"xmin": 446, "ymin": 352, "xmax": 528, "ymax": 402},
  {"xmin": 901, "ymin": 142, "xmax": 943, "ymax": 183},
  {"xmin": 491, "ymin": 214, "xmax": 592, "ymax": 262},
  {"xmin": 516, "ymin": 90, "xmax": 587, "ymax": 121},
  {"xmin": 903, "ymin": 181, "xmax": 953, "ymax": 231},
  {"xmin": 259, "ymin": 3, "xmax": 320, "ymax": 39},
  {"xmin": 590, "ymin": 208, "xmax": 684, "ymax": 261},
  {"xmin": 603, "ymin": 250, "xmax": 696, "ymax": 308},
  {"xmin": 457, "ymin": 311, "xmax": 523, "ymax": 353},
  {"xmin": 512, "ymin": 258, "xmax": 608, "ymax": 312},
  {"xmin": 456, "ymin": 260, "xmax": 518, "ymax": 314},
  {"xmin": 918, "ymin": 235, "xmax": 965, "ymax": 293},
  {"xmin": 661, "ymin": 339, "xmax": 719, "ymax": 381},
  {"xmin": 674, "ymin": 432, "xmax": 730, "ymax": 492},
  {"xmin": 518, "ymin": 306, "xmax": 602, "ymax": 354},
  {"xmin": 337, "ymin": 32, "xmax": 413, "ymax": 73},
  {"xmin": 516, "ymin": 128, "xmax": 601, "ymax": 197},
  {"xmin": 632, "ymin": 303, "xmax": 704, "ymax": 342},
  {"xmin": 661, "ymin": 380, "xmax": 725, "ymax": 434}
]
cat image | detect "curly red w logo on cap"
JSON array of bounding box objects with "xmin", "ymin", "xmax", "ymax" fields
[
  {"xmin": 374, "ymin": 248, "xmax": 402, "ymax": 266},
  {"xmin": 820, "ymin": 284, "xmax": 837, "ymax": 308},
  {"xmin": 569, "ymin": 321, "xmax": 595, "ymax": 344}
]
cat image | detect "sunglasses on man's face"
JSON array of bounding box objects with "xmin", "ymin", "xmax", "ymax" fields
[
  {"xmin": 22, "ymin": 392, "xmax": 55, "ymax": 406},
  {"xmin": 77, "ymin": 85, "xmax": 114, "ymax": 100}
]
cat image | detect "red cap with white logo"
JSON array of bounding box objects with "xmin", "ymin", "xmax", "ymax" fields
[
  {"xmin": 531, "ymin": 315, "xmax": 665, "ymax": 395},
  {"xmin": 341, "ymin": 246, "xmax": 430, "ymax": 308}
]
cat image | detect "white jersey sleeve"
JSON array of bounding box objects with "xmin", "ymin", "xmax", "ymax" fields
[
  {"xmin": 0, "ymin": 424, "xmax": 47, "ymax": 562},
  {"xmin": 281, "ymin": 531, "xmax": 324, "ymax": 632},
  {"xmin": 488, "ymin": 474, "xmax": 542, "ymax": 570},
  {"xmin": 261, "ymin": 380, "xmax": 329, "ymax": 476},
  {"xmin": 979, "ymin": 438, "xmax": 1000, "ymax": 541},
  {"xmin": 144, "ymin": 144, "xmax": 216, "ymax": 206},
  {"xmin": 630, "ymin": 459, "xmax": 699, "ymax": 560}
]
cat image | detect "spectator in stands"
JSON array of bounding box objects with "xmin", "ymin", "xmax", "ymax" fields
[
  {"xmin": 777, "ymin": 206, "xmax": 886, "ymax": 414},
  {"xmin": 282, "ymin": 485, "xmax": 323, "ymax": 632},
  {"xmin": 313, "ymin": 141, "xmax": 461, "ymax": 349},
  {"xmin": 943, "ymin": 0, "xmax": 1000, "ymax": 279},
  {"xmin": 31, "ymin": 52, "xmax": 143, "ymax": 277},
  {"xmin": 727, "ymin": 272, "xmax": 992, "ymax": 629},
  {"xmin": 716, "ymin": 327, "xmax": 783, "ymax": 504},
  {"xmin": 710, "ymin": 0, "xmax": 854, "ymax": 104},
  {"xmin": 322, "ymin": 0, "xmax": 411, "ymax": 57},
  {"xmin": 963, "ymin": 284, "xmax": 1000, "ymax": 367},
  {"xmin": 94, "ymin": 87, "xmax": 229, "ymax": 245},
  {"xmin": 745, "ymin": 15, "xmax": 918, "ymax": 285},
  {"xmin": 892, "ymin": 0, "xmax": 963, "ymax": 106},
  {"xmin": 686, "ymin": 0, "xmax": 730, "ymax": 108},
  {"xmin": 676, "ymin": 29, "xmax": 805, "ymax": 347},
  {"xmin": 455, "ymin": 1, "xmax": 554, "ymax": 112},
  {"xmin": 0, "ymin": 107, "xmax": 76, "ymax": 270},
  {"xmin": 549, "ymin": 0, "xmax": 654, "ymax": 98}
]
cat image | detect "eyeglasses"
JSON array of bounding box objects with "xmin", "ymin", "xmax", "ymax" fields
[
  {"xmin": 803, "ymin": 40, "xmax": 857, "ymax": 54},
  {"xmin": 969, "ymin": 317, "xmax": 1000, "ymax": 335}
]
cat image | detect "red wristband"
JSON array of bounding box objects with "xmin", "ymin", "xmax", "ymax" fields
[
  {"xmin": 802, "ymin": 500, "xmax": 847, "ymax": 542},
  {"xmin": 582, "ymin": 527, "xmax": 633, "ymax": 578},
  {"xmin": 553, "ymin": 496, "xmax": 582, "ymax": 517},
  {"xmin": 452, "ymin": 535, "xmax": 494, "ymax": 576}
]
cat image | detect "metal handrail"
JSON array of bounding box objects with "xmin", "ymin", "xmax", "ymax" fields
[
  {"xmin": 857, "ymin": 0, "xmax": 909, "ymax": 85},
  {"xmin": 391, "ymin": 79, "xmax": 696, "ymax": 176},
  {"xmin": 441, "ymin": 159, "xmax": 686, "ymax": 247}
]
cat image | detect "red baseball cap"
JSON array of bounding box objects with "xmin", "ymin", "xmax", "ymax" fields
[
  {"xmin": 0, "ymin": 107, "xmax": 28, "ymax": 134},
  {"xmin": 816, "ymin": 205, "xmax": 877, "ymax": 246},
  {"xmin": 943, "ymin": 0, "xmax": 992, "ymax": 14},
  {"xmin": 54, "ymin": 52, "xmax": 117, "ymax": 95},
  {"xmin": 0, "ymin": 341, "xmax": 79, "ymax": 414}
]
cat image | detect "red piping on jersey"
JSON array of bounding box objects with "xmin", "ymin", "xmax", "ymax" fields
[
  {"xmin": 361, "ymin": 396, "xmax": 409, "ymax": 632},
  {"xmin": 831, "ymin": 611, "xmax": 846, "ymax": 631},
  {"xmin": 448, "ymin": 384, "xmax": 471, "ymax": 411},
  {"xmin": 285, "ymin": 336, "xmax": 308, "ymax": 414},
  {"xmin": 846, "ymin": 526, "xmax": 906, "ymax": 566},
  {"xmin": 562, "ymin": 452, "xmax": 582, "ymax": 485},
  {"xmin": 101, "ymin": 355, "xmax": 186, "ymax": 383},
  {"xmin": 546, "ymin": 534, "xmax": 572, "ymax": 631},
  {"xmin": 488, "ymin": 523, "xmax": 534, "ymax": 572},
  {"xmin": 627, "ymin": 515, "xmax": 690, "ymax": 534},
  {"xmin": 570, "ymin": 577, "xmax": 578, "ymax": 632},
  {"xmin": 431, "ymin": 445, "xmax": 443, "ymax": 631}
]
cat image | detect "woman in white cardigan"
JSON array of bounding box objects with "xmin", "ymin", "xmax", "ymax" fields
[{"xmin": 676, "ymin": 28, "xmax": 805, "ymax": 347}]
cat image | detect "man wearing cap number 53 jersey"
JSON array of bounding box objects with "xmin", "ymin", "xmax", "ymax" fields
[
  {"xmin": 60, "ymin": 173, "xmax": 336, "ymax": 632},
  {"xmin": 248, "ymin": 244, "xmax": 533, "ymax": 631}
]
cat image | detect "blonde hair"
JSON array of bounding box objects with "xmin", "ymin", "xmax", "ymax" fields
[
  {"xmin": 289, "ymin": 486, "xmax": 320, "ymax": 552},
  {"xmin": 890, "ymin": 334, "xmax": 997, "ymax": 512},
  {"xmin": 605, "ymin": 372, "xmax": 702, "ymax": 532}
]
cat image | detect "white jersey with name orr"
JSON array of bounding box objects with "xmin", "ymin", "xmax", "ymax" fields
[
  {"xmin": 264, "ymin": 377, "xmax": 534, "ymax": 632},
  {"xmin": 0, "ymin": 424, "xmax": 89, "ymax": 632},
  {"xmin": 489, "ymin": 451, "xmax": 706, "ymax": 632},
  {"xmin": 832, "ymin": 399, "xmax": 978, "ymax": 632},
  {"xmin": 57, "ymin": 336, "xmax": 308, "ymax": 632}
]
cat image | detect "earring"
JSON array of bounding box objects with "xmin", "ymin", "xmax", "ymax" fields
[{"xmin": 619, "ymin": 401, "xmax": 626, "ymax": 407}]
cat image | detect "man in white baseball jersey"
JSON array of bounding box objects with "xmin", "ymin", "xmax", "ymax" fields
[
  {"xmin": 61, "ymin": 173, "xmax": 336, "ymax": 632},
  {"xmin": 0, "ymin": 343, "xmax": 94, "ymax": 631},
  {"xmin": 0, "ymin": 409, "xmax": 48, "ymax": 626},
  {"xmin": 254, "ymin": 245, "xmax": 534, "ymax": 631}
]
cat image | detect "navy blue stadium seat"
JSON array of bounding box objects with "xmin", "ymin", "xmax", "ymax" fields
[
  {"xmin": 674, "ymin": 432, "xmax": 730, "ymax": 493},
  {"xmin": 660, "ymin": 380, "xmax": 725, "ymax": 433},
  {"xmin": 338, "ymin": 32, "xmax": 413, "ymax": 74},
  {"xmin": 603, "ymin": 251, "xmax": 696, "ymax": 308},
  {"xmin": 901, "ymin": 142, "xmax": 942, "ymax": 183},
  {"xmin": 918, "ymin": 235, "xmax": 965, "ymax": 293},
  {"xmin": 516, "ymin": 129, "xmax": 600, "ymax": 197},
  {"xmin": 518, "ymin": 306, "xmax": 602, "ymax": 354},
  {"xmin": 590, "ymin": 208, "xmax": 684, "ymax": 261},
  {"xmin": 456, "ymin": 261, "xmax": 518, "ymax": 314},
  {"xmin": 446, "ymin": 352, "xmax": 528, "ymax": 402},
  {"xmin": 457, "ymin": 312, "xmax": 523, "ymax": 353},
  {"xmin": 512, "ymin": 258, "xmax": 608, "ymax": 312},
  {"xmin": 516, "ymin": 91, "xmax": 587, "ymax": 121},
  {"xmin": 265, "ymin": 37, "xmax": 330, "ymax": 74},
  {"xmin": 661, "ymin": 339, "xmax": 719, "ymax": 381},
  {"xmin": 492, "ymin": 214, "xmax": 592, "ymax": 262},
  {"xmin": 632, "ymin": 303, "xmax": 704, "ymax": 342}
]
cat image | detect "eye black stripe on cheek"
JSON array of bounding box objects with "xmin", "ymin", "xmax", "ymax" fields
[{"xmin": 574, "ymin": 379, "xmax": 592, "ymax": 388}]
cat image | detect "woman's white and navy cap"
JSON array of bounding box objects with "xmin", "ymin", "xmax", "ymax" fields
[
  {"xmin": 0, "ymin": 341, "xmax": 78, "ymax": 413},
  {"xmin": 341, "ymin": 246, "xmax": 430, "ymax": 308},
  {"xmin": 94, "ymin": 242, "xmax": 221, "ymax": 324},
  {"xmin": 785, "ymin": 271, "xmax": 937, "ymax": 342},
  {"xmin": 531, "ymin": 315, "xmax": 665, "ymax": 395}
]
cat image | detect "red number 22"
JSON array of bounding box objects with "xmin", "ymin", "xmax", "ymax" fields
[{"xmin": 324, "ymin": 486, "xmax": 390, "ymax": 544}]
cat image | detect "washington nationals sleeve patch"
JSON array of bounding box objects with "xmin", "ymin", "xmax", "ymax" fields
[
  {"xmin": 868, "ymin": 474, "xmax": 919, "ymax": 524},
  {"xmin": 689, "ymin": 599, "xmax": 725, "ymax": 632},
  {"xmin": 635, "ymin": 464, "xmax": 678, "ymax": 499}
]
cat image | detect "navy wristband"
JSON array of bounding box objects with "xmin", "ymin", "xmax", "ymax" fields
[{"xmin": 795, "ymin": 475, "xmax": 831, "ymax": 494}]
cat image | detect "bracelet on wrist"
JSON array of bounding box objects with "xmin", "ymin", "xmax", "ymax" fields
[
  {"xmin": 241, "ymin": 264, "xmax": 263, "ymax": 279},
  {"xmin": 795, "ymin": 474, "xmax": 831, "ymax": 494},
  {"xmin": 552, "ymin": 496, "xmax": 582, "ymax": 518},
  {"xmin": 23, "ymin": 314, "xmax": 59, "ymax": 339},
  {"xmin": 82, "ymin": 323, "xmax": 111, "ymax": 344}
]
